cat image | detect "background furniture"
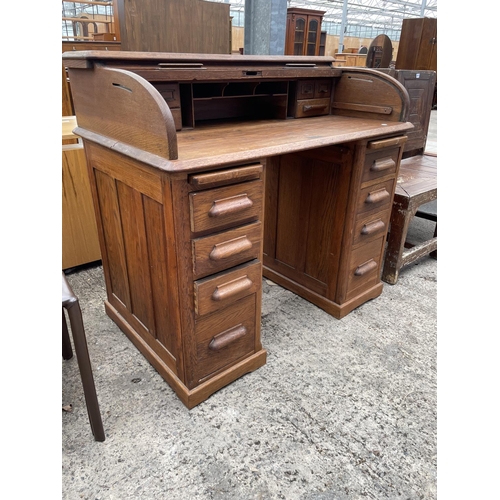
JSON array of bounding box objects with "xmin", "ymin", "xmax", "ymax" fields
[
  {"xmin": 333, "ymin": 53, "xmax": 367, "ymax": 67},
  {"xmin": 63, "ymin": 273, "xmax": 105, "ymax": 442},
  {"xmin": 62, "ymin": 117, "xmax": 101, "ymax": 270},
  {"xmin": 285, "ymin": 8, "xmax": 325, "ymax": 56},
  {"xmin": 63, "ymin": 51, "xmax": 411, "ymax": 408},
  {"xmin": 366, "ymin": 34, "xmax": 393, "ymax": 68},
  {"xmin": 396, "ymin": 17, "xmax": 437, "ymax": 107},
  {"xmin": 379, "ymin": 69, "xmax": 436, "ymax": 158},
  {"xmin": 396, "ymin": 18, "xmax": 437, "ymax": 72},
  {"xmin": 116, "ymin": 0, "xmax": 231, "ymax": 53}
]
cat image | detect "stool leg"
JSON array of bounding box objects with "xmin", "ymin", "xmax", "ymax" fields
[
  {"xmin": 62, "ymin": 310, "xmax": 73, "ymax": 360},
  {"xmin": 382, "ymin": 205, "xmax": 412, "ymax": 285},
  {"xmin": 430, "ymin": 224, "xmax": 437, "ymax": 259},
  {"xmin": 66, "ymin": 302, "xmax": 105, "ymax": 442}
]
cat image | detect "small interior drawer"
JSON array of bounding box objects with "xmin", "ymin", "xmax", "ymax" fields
[
  {"xmin": 362, "ymin": 147, "xmax": 400, "ymax": 183},
  {"xmin": 296, "ymin": 80, "xmax": 316, "ymax": 99},
  {"xmin": 294, "ymin": 98, "xmax": 331, "ymax": 118},
  {"xmin": 194, "ymin": 260, "xmax": 262, "ymax": 316},
  {"xmin": 192, "ymin": 222, "xmax": 262, "ymax": 279},
  {"xmin": 356, "ymin": 178, "xmax": 395, "ymax": 216},
  {"xmin": 170, "ymin": 108, "xmax": 182, "ymax": 131},
  {"xmin": 189, "ymin": 180, "xmax": 263, "ymax": 233},
  {"xmin": 155, "ymin": 83, "xmax": 181, "ymax": 108},
  {"xmin": 296, "ymin": 79, "xmax": 332, "ymax": 100},
  {"xmin": 194, "ymin": 294, "xmax": 256, "ymax": 383},
  {"xmin": 314, "ymin": 80, "xmax": 332, "ymax": 98}
]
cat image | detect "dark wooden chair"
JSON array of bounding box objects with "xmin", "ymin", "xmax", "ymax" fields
[
  {"xmin": 381, "ymin": 153, "xmax": 437, "ymax": 284},
  {"xmin": 375, "ymin": 69, "xmax": 437, "ymax": 284},
  {"xmin": 62, "ymin": 272, "xmax": 105, "ymax": 442}
]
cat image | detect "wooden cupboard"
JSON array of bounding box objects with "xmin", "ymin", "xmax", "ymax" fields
[
  {"xmin": 62, "ymin": 117, "xmax": 101, "ymax": 269},
  {"xmin": 285, "ymin": 8, "xmax": 325, "ymax": 56},
  {"xmin": 396, "ymin": 18, "xmax": 437, "ymax": 72}
]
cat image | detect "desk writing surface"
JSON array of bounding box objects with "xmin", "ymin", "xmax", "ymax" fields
[{"xmin": 166, "ymin": 115, "xmax": 412, "ymax": 172}]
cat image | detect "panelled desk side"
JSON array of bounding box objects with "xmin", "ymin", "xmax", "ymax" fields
[{"xmin": 63, "ymin": 52, "xmax": 413, "ymax": 408}]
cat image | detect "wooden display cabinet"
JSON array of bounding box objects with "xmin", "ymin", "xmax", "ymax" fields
[
  {"xmin": 285, "ymin": 8, "xmax": 325, "ymax": 56},
  {"xmin": 63, "ymin": 51, "xmax": 412, "ymax": 408}
]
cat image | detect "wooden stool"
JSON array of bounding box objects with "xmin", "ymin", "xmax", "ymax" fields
[
  {"xmin": 62, "ymin": 273, "xmax": 105, "ymax": 441},
  {"xmin": 382, "ymin": 153, "xmax": 437, "ymax": 285}
]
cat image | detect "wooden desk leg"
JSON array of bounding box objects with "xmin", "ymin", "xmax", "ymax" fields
[{"xmin": 382, "ymin": 203, "xmax": 412, "ymax": 285}]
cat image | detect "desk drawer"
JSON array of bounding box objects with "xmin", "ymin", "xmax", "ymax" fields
[
  {"xmin": 353, "ymin": 208, "xmax": 391, "ymax": 246},
  {"xmin": 190, "ymin": 180, "xmax": 263, "ymax": 233},
  {"xmin": 296, "ymin": 80, "xmax": 332, "ymax": 99},
  {"xmin": 356, "ymin": 178, "xmax": 395, "ymax": 216},
  {"xmin": 362, "ymin": 147, "xmax": 400, "ymax": 183},
  {"xmin": 345, "ymin": 236, "xmax": 385, "ymax": 300},
  {"xmin": 295, "ymin": 98, "xmax": 331, "ymax": 118},
  {"xmin": 194, "ymin": 294, "xmax": 257, "ymax": 383},
  {"xmin": 194, "ymin": 260, "xmax": 261, "ymax": 317},
  {"xmin": 155, "ymin": 83, "xmax": 180, "ymax": 108},
  {"xmin": 192, "ymin": 222, "xmax": 262, "ymax": 279}
]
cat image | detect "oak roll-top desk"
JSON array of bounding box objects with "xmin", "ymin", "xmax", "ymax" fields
[{"xmin": 62, "ymin": 51, "xmax": 413, "ymax": 408}]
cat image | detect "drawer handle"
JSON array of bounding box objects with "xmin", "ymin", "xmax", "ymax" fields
[
  {"xmin": 354, "ymin": 259, "xmax": 378, "ymax": 276},
  {"xmin": 365, "ymin": 188, "xmax": 390, "ymax": 205},
  {"xmin": 361, "ymin": 219, "xmax": 385, "ymax": 235},
  {"xmin": 209, "ymin": 324, "xmax": 248, "ymax": 351},
  {"xmin": 209, "ymin": 236, "xmax": 253, "ymax": 261},
  {"xmin": 208, "ymin": 194, "xmax": 253, "ymax": 218},
  {"xmin": 212, "ymin": 275, "xmax": 253, "ymax": 302},
  {"xmin": 303, "ymin": 104, "xmax": 327, "ymax": 112},
  {"xmin": 371, "ymin": 157, "xmax": 395, "ymax": 172}
]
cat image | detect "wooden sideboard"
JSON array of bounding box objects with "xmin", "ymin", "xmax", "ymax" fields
[{"xmin": 62, "ymin": 51, "xmax": 412, "ymax": 408}]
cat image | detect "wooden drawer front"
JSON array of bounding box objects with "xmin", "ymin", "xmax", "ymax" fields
[
  {"xmin": 156, "ymin": 83, "xmax": 180, "ymax": 108},
  {"xmin": 297, "ymin": 80, "xmax": 316, "ymax": 99},
  {"xmin": 353, "ymin": 208, "xmax": 391, "ymax": 246},
  {"xmin": 297, "ymin": 80, "xmax": 332, "ymax": 100},
  {"xmin": 346, "ymin": 236, "xmax": 385, "ymax": 300},
  {"xmin": 362, "ymin": 147, "xmax": 400, "ymax": 183},
  {"xmin": 295, "ymin": 98, "xmax": 331, "ymax": 118},
  {"xmin": 192, "ymin": 222, "xmax": 262, "ymax": 279},
  {"xmin": 356, "ymin": 178, "xmax": 395, "ymax": 217},
  {"xmin": 314, "ymin": 80, "xmax": 332, "ymax": 98},
  {"xmin": 194, "ymin": 294, "xmax": 256, "ymax": 383},
  {"xmin": 190, "ymin": 180, "xmax": 263, "ymax": 233},
  {"xmin": 171, "ymin": 108, "xmax": 182, "ymax": 131},
  {"xmin": 194, "ymin": 260, "xmax": 262, "ymax": 316},
  {"xmin": 189, "ymin": 164, "xmax": 263, "ymax": 190}
]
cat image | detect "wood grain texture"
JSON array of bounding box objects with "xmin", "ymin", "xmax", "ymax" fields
[
  {"xmin": 68, "ymin": 65, "xmax": 178, "ymax": 159},
  {"xmin": 62, "ymin": 145, "xmax": 101, "ymax": 269},
  {"xmin": 117, "ymin": 0, "xmax": 230, "ymax": 54}
]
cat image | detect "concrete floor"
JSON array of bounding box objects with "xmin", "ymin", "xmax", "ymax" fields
[{"xmin": 62, "ymin": 112, "xmax": 437, "ymax": 499}]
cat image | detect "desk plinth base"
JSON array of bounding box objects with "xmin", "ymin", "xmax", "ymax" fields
[
  {"xmin": 263, "ymin": 266, "xmax": 383, "ymax": 319},
  {"xmin": 105, "ymin": 301, "xmax": 267, "ymax": 409}
]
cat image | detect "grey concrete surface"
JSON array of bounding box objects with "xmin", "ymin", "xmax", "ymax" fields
[{"xmin": 62, "ymin": 114, "xmax": 438, "ymax": 500}]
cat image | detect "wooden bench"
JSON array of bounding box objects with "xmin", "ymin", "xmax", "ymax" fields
[{"xmin": 382, "ymin": 152, "xmax": 437, "ymax": 284}]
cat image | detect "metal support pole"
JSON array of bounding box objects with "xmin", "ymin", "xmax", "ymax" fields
[
  {"xmin": 420, "ymin": 0, "xmax": 428, "ymax": 17},
  {"xmin": 338, "ymin": 0, "xmax": 348, "ymax": 54}
]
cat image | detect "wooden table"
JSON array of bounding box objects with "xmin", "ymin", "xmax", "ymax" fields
[{"xmin": 63, "ymin": 51, "xmax": 413, "ymax": 408}]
